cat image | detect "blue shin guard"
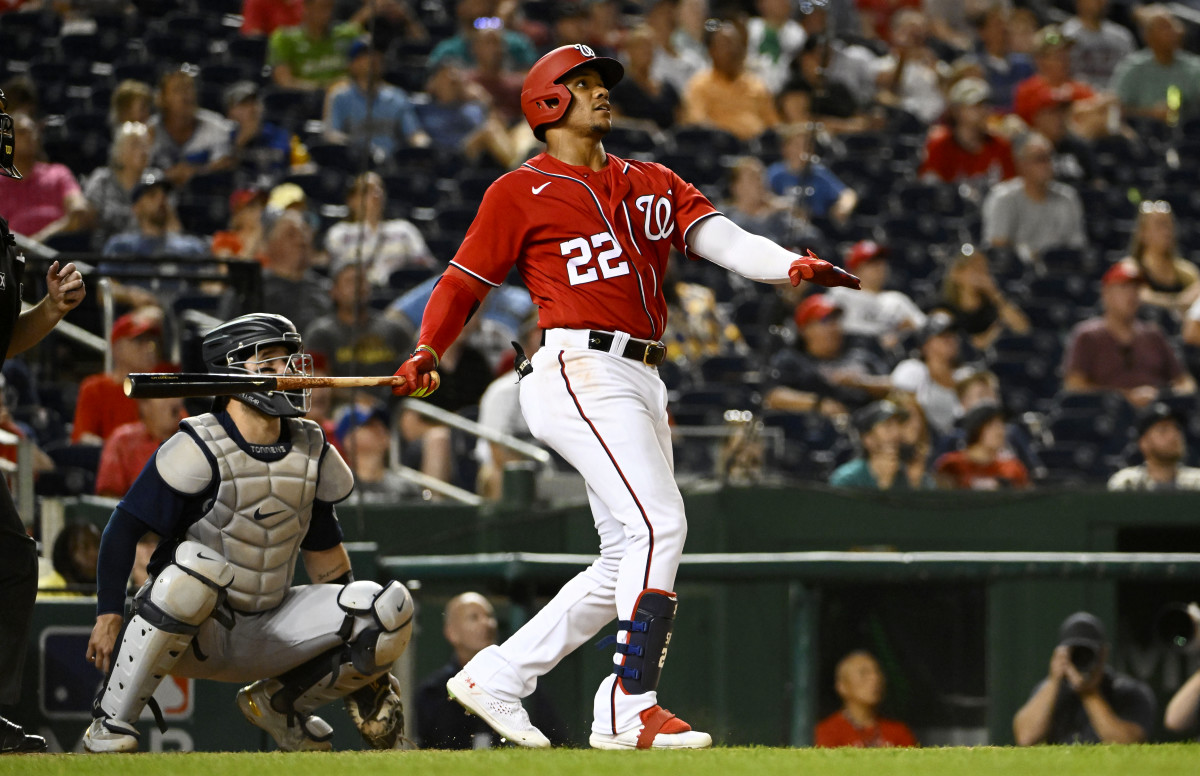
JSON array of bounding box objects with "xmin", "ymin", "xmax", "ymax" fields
[{"xmin": 610, "ymin": 589, "xmax": 678, "ymax": 694}]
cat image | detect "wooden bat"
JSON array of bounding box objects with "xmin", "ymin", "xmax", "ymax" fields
[{"xmin": 124, "ymin": 373, "xmax": 409, "ymax": 398}]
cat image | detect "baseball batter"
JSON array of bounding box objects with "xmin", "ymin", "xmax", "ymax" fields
[
  {"xmin": 392, "ymin": 44, "xmax": 860, "ymax": 750},
  {"xmin": 83, "ymin": 314, "xmax": 412, "ymax": 753}
]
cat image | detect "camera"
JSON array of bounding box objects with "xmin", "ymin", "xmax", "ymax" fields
[{"xmin": 1069, "ymin": 644, "xmax": 1097, "ymax": 674}]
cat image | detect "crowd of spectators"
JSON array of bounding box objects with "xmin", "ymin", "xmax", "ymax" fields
[{"xmin": 0, "ymin": 0, "xmax": 1198, "ymax": 501}]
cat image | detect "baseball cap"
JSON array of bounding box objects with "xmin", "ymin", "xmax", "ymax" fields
[
  {"xmin": 1101, "ymin": 260, "xmax": 1145, "ymax": 287},
  {"xmin": 229, "ymin": 187, "xmax": 267, "ymax": 213},
  {"xmin": 846, "ymin": 240, "xmax": 886, "ymax": 272},
  {"xmin": 267, "ymin": 182, "xmax": 308, "ymax": 212},
  {"xmin": 111, "ymin": 310, "xmax": 162, "ymax": 342},
  {"xmin": 223, "ymin": 80, "xmax": 260, "ymax": 111},
  {"xmin": 1058, "ymin": 611, "xmax": 1106, "ymax": 650},
  {"xmin": 794, "ymin": 295, "xmax": 840, "ymax": 328},
  {"xmin": 130, "ymin": 168, "xmax": 170, "ymax": 202},
  {"xmin": 335, "ymin": 400, "xmax": 390, "ymax": 444},
  {"xmin": 853, "ymin": 400, "xmax": 903, "ymax": 435},
  {"xmin": 1136, "ymin": 401, "xmax": 1184, "ymax": 437},
  {"xmin": 1018, "ymin": 82, "xmax": 1072, "ymax": 124},
  {"xmin": 348, "ymin": 37, "xmax": 375, "ymax": 62},
  {"xmin": 959, "ymin": 400, "xmax": 1004, "ymax": 445},
  {"xmin": 948, "ymin": 77, "xmax": 991, "ymax": 107}
]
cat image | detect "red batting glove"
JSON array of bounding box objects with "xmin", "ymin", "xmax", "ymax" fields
[
  {"xmin": 788, "ymin": 250, "xmax": 861, "ymax": 290},
  {"xmin": 392, "ymin": 347, "xmax": 442, "ymax": 398}
]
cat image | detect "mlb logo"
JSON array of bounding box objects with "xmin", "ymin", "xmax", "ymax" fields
[{"xmin": 40, "ymin": 627, "xmax": 193, "ymax": 720}]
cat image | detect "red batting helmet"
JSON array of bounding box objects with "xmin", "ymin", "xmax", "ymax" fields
[{"xmin": 521, "ymin": 44, "xmax": 624, "ymax": 141}]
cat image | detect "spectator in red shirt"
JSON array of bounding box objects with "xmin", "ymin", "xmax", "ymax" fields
[
  {"xmin": 70, "ymin": 308, "xmax": 165, "ymax": 446},
  {"xmin": 934, "ymin": 401, "xmax": 1031, "ymax": 490},
  {"xmin": 920, "ymin": 77, "xmax": 1016, "ymax": 185},
  {"xmin": 1012, "ymin": 26, "xmax": 1116, "ymax": 140},
  {"xmin": 0, "ymin": 113, "xmax": 93, "ymax": 242},
  {"xmin": 815, "ymin": 650, "xmax": 918, "ymax": 748},
  {"xmin": 94, "ymin": 397, "xmax": 186, "ymax": 498},
  {"xmin": 241, "ymin": 0, "xmax": 305, "ymax": 37}
]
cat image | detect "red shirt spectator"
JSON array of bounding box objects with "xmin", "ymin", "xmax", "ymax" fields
[
  {"xmin": 815, "ymin": 711, "xmax": 918, "ymax": 748},
  {"xmin": 934, "ymin": 401, "xmax": 1031, "ymax": 490},
  {"xmin": 920, "ymin": 125, "xmax": 1016, "ymax": 182},
  {"xmin": 241, "ymin": 0, "xmax": 304, "ymax": 36},
  {"xmin": 71, "ymin": 376, "xmax": 139, "ymax": 445},
  {"xmin": 1013, "ymin": 76, "xmax": 1094, "ymax": 126},
  {"xmin": 71, "ymin": 309, "xmax": 167, "ymax": 445},
  {"xmin": 94, "ymin": 397, "xmax": 185, "ymax": 497}
]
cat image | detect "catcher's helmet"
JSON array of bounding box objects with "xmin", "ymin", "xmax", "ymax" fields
[
  {"xmin": 201, "ymin": 313, "xmax": 312, "ymax": 418},
  {"xmin": 521, "ymin": 44, "xmax": 623, "ymax": 141},
  {"xmin": 0, "ymin": 89, "xmax": 21, "ymax": 180}
]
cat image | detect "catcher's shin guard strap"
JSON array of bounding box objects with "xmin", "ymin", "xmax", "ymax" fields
[{"xmin": 611, "ymin": 589, "xmax": 678, "ymax": 694}]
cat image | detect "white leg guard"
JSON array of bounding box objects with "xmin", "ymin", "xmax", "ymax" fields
[
  {"xmin": 95, "ymin": 542, "xmax": 233, "ymax": 734},
  {"xmin": 256, "ymin": 580, "xmax": 414, "ymax": 720}
]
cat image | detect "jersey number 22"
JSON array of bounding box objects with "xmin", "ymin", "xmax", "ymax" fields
[{"xmin": 561, "ymin": 231, "xmax": 629, "ymax": 286}]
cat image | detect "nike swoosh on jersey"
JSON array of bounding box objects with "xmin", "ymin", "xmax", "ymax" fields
[
  {"xmin": 253, "ymin": 508, "xmax": 286, "ymax": 521},
  {"xmin": 531, "ymin": 182, "xmax": 551, "ymax": 195}
]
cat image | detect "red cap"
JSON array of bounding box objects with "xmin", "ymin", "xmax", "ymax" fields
[
  {"xmin": 111, "ymin": 311, "xmax": 162, "ymax": 342},
  {"xmin": 1017, "ymin": 82, "xmax": 1072, "ymax": 124},
  {"xmin": 794, "ymin": 295, "xmax": 840, "ymax": 328},
  {"xmin": 846, "ymin": 240, "xmax": 885, "ymax": 272},
  {"xmin": 1101, "ymin": 260, "xmax": 1145, "ymax": 287},
  {"xmin": 229, "ymin": 187, "xmax": 266, "ymax": 213}
]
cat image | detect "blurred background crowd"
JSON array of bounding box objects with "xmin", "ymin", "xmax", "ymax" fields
[{"xmin": 1, "ymin": 0, "xmax": 1200, "ymax": 513}]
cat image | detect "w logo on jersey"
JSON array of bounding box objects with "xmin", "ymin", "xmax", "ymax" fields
[
  {"xmin": 635, "ymin": 195, "xmax": 675, "ymax": 242},
  {"xmin": 573, "ymin": 44, "xmax": 596, "ymax": 57}
]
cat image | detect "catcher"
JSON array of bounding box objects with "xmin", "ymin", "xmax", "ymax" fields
[{"xmin": 83, "ymin": 313, "xmax": 412, "ymax": 752}]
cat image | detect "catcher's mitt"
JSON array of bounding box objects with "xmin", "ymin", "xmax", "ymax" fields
[{"xmin": 345, "ymin": 673, "xmax": 405, "ymax": 749}]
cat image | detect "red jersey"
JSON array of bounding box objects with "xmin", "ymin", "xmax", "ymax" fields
[
  {"xmin": 934, "ymin": 450, "xmax": 1030, "ymax": 490},
  {"xmin": 919, "ymin": 125, "xmax": 1016, "ymax": 183},
  {"xmin": 814, "ymin": 711, "xmax": 917, "ymax": 748},
  {"xmin": 449, "ymin": 152, "xmax": 719, "ymax": 340}
]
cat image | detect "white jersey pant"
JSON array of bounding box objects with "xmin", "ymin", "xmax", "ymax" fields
[
  {"xmin": 465, "ymin": 334, "xmax": 687, "ymax": 735},
  {"xmin": 170, "ymin": 584, "xmax": 346, "ymax": 683}
]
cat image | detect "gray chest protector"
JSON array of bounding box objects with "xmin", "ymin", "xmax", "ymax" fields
[{"xmin": 182, "ymin": 415, "xmax": 324, "ymax": 613}]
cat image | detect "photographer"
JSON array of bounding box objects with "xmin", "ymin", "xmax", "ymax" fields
[
  {"xmin": 1013, "ymin": 612, "xmax": 1156, "ymax": 745},
  {"xmin": 1164, "ymin": 603, "xmax": 1200, "ymax": 734}
]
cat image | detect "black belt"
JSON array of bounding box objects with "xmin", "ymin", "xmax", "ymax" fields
[{"xmin": 586, "ymin": 331, "xmax": 667, "ymax": 366}]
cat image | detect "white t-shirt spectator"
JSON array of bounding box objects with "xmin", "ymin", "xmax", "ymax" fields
[
  {"xmin": 828, "ymin": 286, "xmax": 926, "ymax": 338},
  {"xmin": 891, "ymin": 358, "xmax": 961, "ymax": 436},
  {"xmin": 324, "ymin": 219, "xmax": 436, "ymax": 287}
]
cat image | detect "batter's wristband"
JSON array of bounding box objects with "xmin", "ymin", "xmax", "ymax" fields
[{"xmin": 415, "ymin": 344, "xmax": 440, "ymax": 367}]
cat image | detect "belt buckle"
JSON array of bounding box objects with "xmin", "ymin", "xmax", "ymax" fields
[{"xmin": 643, "ymin": 341, "xmax": 663, "ymax": 366}]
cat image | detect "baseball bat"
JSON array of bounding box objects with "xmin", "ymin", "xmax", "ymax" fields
[{"xmin": 124, "ymin": 373, "xmax": 409, "ymax": 399}]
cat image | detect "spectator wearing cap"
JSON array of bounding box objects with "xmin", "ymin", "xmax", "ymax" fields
[
  {"xmin": 71, "ymin": 308, "xmax": 166, "ymax": 446},
  {"xmin": 335, "ymin": 399, "xmax": 410, "ymax": 502},
  {"xmin": 982, "ymin": 132, "xmax": 1087, "ymax": 265},
  {"xmin": 211, "ymin": 188, "xmax": 268, "ymax": 260},
  {"xmin": 919, "ymin": 77, "xmax": 1016, "ymax": 185},
  {"xmin": 94, "ymin": 397, "xmax": 186, "ymax": 498},
  {"xmin": 890, "ymin": 311, "xmax": 963, "ymax": 438},
  {"xmin": 225, "ymin": 81, "xmax": 309, "ymax": 187},
  {"xmin": 101, "ymin": 170, "xmax": 209, "ymax": 258},
  {"xmin": 682, "ymin": 21, "xmax": 781, "ymax": 142},
  {"xmin": 930, "ymin": 366, "xmax": 1043, "ymax": 475},
  {"xmin": 1013, "ymin": 611, "xmax": 1156, "ymax": 745},
  {"xmin": 149, "ymin": 69, "xmax": 234, "ymax": 191},
  {"xmin": 1012, "ymin": 26, "xmax": 1117, "ymax": 140},
  {"xmin": 1062, "ymin": 0, "xmax": 1136, "ymax": 91},
  {"xmin": 427, "ymin": 0, "xmax": 537, "ymax": 72},
  {"xmin": 1112, "ymin": 5, "xmax": 1200, "ymax": 124},
  {"xmin": 610, "ymin": 24, "xmax": 682, "ymax": 132},
  {"xmin": 0, "ymin": 112, "xmax": 93, "ymax": 243},
  {"xmin": 765, "ymin": 294, "xmax": 892, "ymax": 417},
  {"xmin": 939, "ymin": 244, "xmax": 1030, "ymax": 350},
  {"xmin": 1020, "ymin": 82, "xmax": 1097, "ymax": 185},
  {"xmin": 1108, "ymin": 402, "xmax": 1200, "ymax": 490},
  {"xmin": 303, "ymin": 255, "xmax": 413, "ymax": 405},
  {"xmin": 267, "ymin": 0, "xmax": 363, "ymax": 90},
  {"xmin": 83, "ymin": 121, "xmax": 153, "ymax": 250},
  {"xmin": 259, "ymin": 209, "xmax": 332, "ymax": 335},
  {"xmin": 933, "ymin": 400, "xmax": 1030, "ymax": 489},
  {"xmin": 830, "ymin": 400, "xmax": 933, "ymax": 490},
  {"xmin": 324, "ymin": 37, "xmax": 429, "ymax": 161},
  {"xmin": 766, "ymin": 123, "xmax": 857, "ymax": 225},
  {"xmin": 1127, "ymin": 200, "xmax": 1200, "ymax": 315},
  {"xmin": 826, "ymin": 240, "xmax": 924, "ymax": 350},
  {"xmin": 324, "ymin": 172, "xmax": 435, "ymax": 288},
  {"xmin": 968, "ymin": 6, "xmax": 1035, "ymax": 115},
  {"xmin": 1063, "ymin": 260, "xmax": 1196, "ymax": 407}
]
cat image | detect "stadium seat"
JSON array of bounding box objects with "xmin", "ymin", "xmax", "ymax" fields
[{"xmin": 605, "ymin": 125, "xmax": 660, "ymax": 157}]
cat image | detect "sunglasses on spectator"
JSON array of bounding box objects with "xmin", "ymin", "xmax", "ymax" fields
[{"xmin": 1140, "ymin": 200, "xmax": 1172, "ymax": 214}]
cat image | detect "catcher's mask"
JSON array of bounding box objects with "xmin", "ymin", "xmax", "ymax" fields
[
  {"xmin": 201, "ymin": 313, "xmax": 313, "ymax": 417},
  {"xmin": 0, "ymin": 89, "xmax": 21, "ymax": 180}
]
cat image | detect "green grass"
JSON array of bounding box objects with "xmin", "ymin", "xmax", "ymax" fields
[{"xmin": 2, "ymin": 745, "xmax": 1198, "ymax": 776}]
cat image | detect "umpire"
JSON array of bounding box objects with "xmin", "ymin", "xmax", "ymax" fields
[{"xmin": 0, "ymin": 89, "xmax": 87, "ymax": 754}]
